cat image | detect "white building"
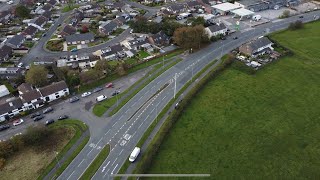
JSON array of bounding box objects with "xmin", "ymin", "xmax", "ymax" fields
[
  {"xmin": 39, "ymin": 81, "xmax": 69, "ymax": 102},
  {"xmin": 205, "ymin": 23, "xmax": 228, "ymax": 38},
  {"xmin": 0, "ymin": 85, "xmax": 10, "ymax": 98}
]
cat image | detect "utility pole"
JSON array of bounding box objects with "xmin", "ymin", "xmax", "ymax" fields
[
  {"xmin": 54, "ymin": 151, "xmax": 61, "ymax": 168},
  {"xmin": 174, "ymin": 73, "xmax": 177, "ymax": 99}
]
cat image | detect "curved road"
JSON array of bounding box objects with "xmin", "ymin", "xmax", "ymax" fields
[{"xmin": 56, "ymin": 10, "xmax": 320, "ymax": 180}]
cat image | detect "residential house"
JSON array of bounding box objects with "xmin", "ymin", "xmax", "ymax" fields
[
  {"xmin": 41, "ymin": 11, "xmax": 52, "ymax": 20},
  {"xmin": 39, "ymin": 81, "xmax": 69, "ymax": 102},
  {"xmin": 167, "ymin": 4, "xmax": 188, "ymax": 14},
  {"xmin": 99, "ymin": 21, "xmax": 118, "ymax": 35},
  {"xmin": 0, "ymin": 10, "xmax": 12, "ymax": 25},
  {"xmin": 105, "ymin": 1, "xmax": 126, "ymax": 11},
  {"xmin": 113, "ymin": 16, "xmax": 126, "ymax": 26},
  {"xmin": 0, "ymin": 67, "xmax": 23, "ymax": 79},
  {"xmin": 0, "ymin": 99, "xmax": 25, "ymax": 122},
  {"xmin": 205, "ymin": 23, "xmax": 228, "ymax": 38},
  {"xmin": 20, "ymin": 89, "xmax": 44, "ymax": 110},
  {"xmin": 186, "ymin": 1, "xmax": 202, "ymax": 9},
  {"xmin": 21, "ymin": 26, "xmax": 38, "ymax": 39},
  {"xmin": 65, "ymin": 33, "xmax": 95, "ymax": 45},
  {"xmin": 56, "ymin": 54, "xmax": 98, "ymax": 69},
  {"xmin": 71, "ymin": 10, "xmax": 85, "ymax": 26},
  {"xmin": 42, "ymin": 3, "xmax": 53, "ymax": 12},
  {"xmin": 60, "ymin": 24, "xmax": 77, "ymax": 37},
  {"xmin": 148, "ymin": 31, "xmax": 170, "ymax": 47},
  {"xmin": 101, "ymin": 44, "xmax": 124, "ymax": 60},
  {"xmin": 6, "ymin": 35, "xmax": 25, "ymax": 48},
  {"xmin": 47, "ymin": 0, "xmax": 57, "ymax": 6},
  {"xmin": 239, "ymin": 37, "xmax": 273, "ymax": 57},
  {"xmin": 28, "ymin": 16, "xmax": 47, "ymax": 31},
  {"xmin": 17, "ymin": 83, "xmax": 33, "ymax": 95},
  {"xmin": 0, "ymin": 45, "xmax": 13, "ymax": 63}
]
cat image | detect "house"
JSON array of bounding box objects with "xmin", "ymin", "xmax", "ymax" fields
[
  {"xmin": 0, "ymin": 45, "xmax": 13, "ymax": 63},
  {"xmin": 56, "ymin": 54, "xmax": 98, "ymax": 69},
  {"xmin": 65, "ymin": 33, "xmax": 95, "ymax": 45},
  {"xmin": 0, "ymin": 99, "xmax": 25, "ymax": 122},
  {"xmin": 20, "ymin": 89, "xmax": 44, "ymax": 110},
  {"xmin": 186, "ymin": 1, "xmax": 202, "ymax": 9},
  {"xmin": 148, "ymin": 31, "xmax": 170, "ymax": 47},
  {"xmin": 113, "ymin": 16, "xmax": 126, "ymax": 26},
  {"xmin": 6, "ymin": 35, "xmax": 25, "ymax": 48},
  {"xmin": 239, "ymin": 37, "xmax": 273, "ymax": 57},
  {"xmin": 71, "ymin": 10, "xmax": 85, "ymax": 26},
  {"xmin": 28, "ymin": 16, "xmax": 47, "ymax": 30},
  {"xmin": 0, "ymin": 85, "xmax": 10, "ymax": 98},
  {"xmin": 105, "ymin": 1, "xmax": 126, "ymax": 11},
  {"xmin": 0, "ymin": 67, "xmax": 24, "ymax": 79},
  {"xmin": 42, "ymin": 3, "xmax": 53, "ymax": 12},
  {"xmin": 60, "ymin": 24, "xmax": 77, "ymax": 37},
  {"xmin": 41, "ymin": 10, "xmax": 52, "ymax": 20},
  {"xmin": 39, "ymin": 81, "xmax": 69, "ymax": 102},
  {"xmin": 21, "ymin": 26, "xmax": 38, "ymax": 39},
  {"xmin": 101, "ymin": 44, "xmax": 124, "ymax": 60},
  {"xmin": 0, "ymin": 10, "xmax": 12, "ymax": 25},
  {"xmin": 167, "ymin": 4, "xmax": 188, "ymax": 14},
  {"xmin": 47, "ymin": 0, "xmax": 57, "ymax": 6},
  {"xmin": 205, "ymin": 23, "xmax": 228, "ymax": 38},
  {"xmin": 17, "ymin": 83, "xmax": 33, "ymax": 95},
  {"xmin": 99, "ymin": 21, "xmax": 118, "ymax": 35}
]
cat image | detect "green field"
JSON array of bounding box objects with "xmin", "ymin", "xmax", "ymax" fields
[{"xmin": 145, "ymin": 22, "xmax": 320, "ymax": 179}]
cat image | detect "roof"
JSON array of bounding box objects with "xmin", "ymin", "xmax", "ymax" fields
[
  {"xmin": 249, "ymin": 37, "xmax": 273, "ymax": 50},
  {"xmin": 61, "ymin": 24, "xmax": 76, "ymax": 35},
  {"xmin": 20, "ymin": 89, "xmax": 42, "ymax": 102},
  {"xmin": 65, "ymin": 33, "xmax": 94, "ymax": 43},
  {"xmin": 151, "ymin": 31, "xmax": 170, "ymax": 45},
  {"xmin": 0, "ymin": 45, "xmax": 13, "ymax": 61},
  {"xmin": 169, "ymin": 4, "xmax": 186, "ymax": 11},
  {"xmin": 101, "ymin": 21, "xmax": 118, "ymax": 34},
  {"xmin": 114, "ymin": 16, "xmax": 126, "ymax": 25},
  {"xmin": 0, "ymin": 98, "xmax": 23, "ymax": 115},
  {"xmin": 39, "ymin": 81, "xmax": 68, "ymax": 96},
  {"xmin": 232, "ymin": 8, "xmax": 254, "ymax": 16},
  {"xmin": 212, "ymin": 2, "xmax": 241, "ymax": 11},
  {"xmin": 17, "ymin": 83, "xmax": 33, "ymax": 94},
  {"xmin": 207, "ymin": 23, "xmax": 227, "ymax": 32},
  {"xmin": 186, "ymin": 1, "xmax": 201, "ymax": 7},
  {"xmin": 42, "ymin": 4, "xmax": 52, "ymax": 11},
  {"xmin": 101, "ymin": 44, "xmax": 123, "ymax": 57},
  {"xmin": 22, "ymin": 26, "xmax": 38, "ymax": 36},
  {"xmin": 47, "ymin": 0, "xmax": 57, "ymax": 5},
  {"xmin": 41, "ymin": 10, "xmax": 52, "ymax": 20},
  {"xmin": 33, "ymin": 16, "xmax": 47, "ymax": 26},
  {"xmin": 7, "ymin": 35, "xmax": 24, "ymax": 47}
]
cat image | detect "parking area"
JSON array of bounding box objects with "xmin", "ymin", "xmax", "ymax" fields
[
  {"xmin": 258, "ymin": 8, "xmax": 297, "ymax": 20},
  {"xmin": 294, "ymin": 2, "xmax": 319, "ymax": 13}
]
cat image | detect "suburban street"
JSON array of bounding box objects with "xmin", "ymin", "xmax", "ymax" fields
[{"xmin": 53, "ymin": 10, "xmax": 320, "ymax": 180}]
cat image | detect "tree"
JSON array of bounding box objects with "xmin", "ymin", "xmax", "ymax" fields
[
  {"xmin": 289, "ymin": 20, "xmax": 304, "ymax": 30},
  {"xmin": 25, "ymin": 65, "xmax": 48, "ymax": 87},
  {"xmin": 281, "ymin": 10, "xmax": 290, "ymax": 18},
  {"xmin": 115, "ymin": 62, "xmax": 127, "ymax": 76},
  {"xmin": 81, "ymin": 25, "xmax": 89, "ymax": 33},
  {"xmin": 22, "ymin": 126, "xmax": 51, "ymax": 147},
  {"xmin": 15, "ymin": 5, "xmax": 30, "ymax": 19},
  {"xmin": 188, "ymin": 17, "xmax": 205, "ymax": 26},
  {"xmin": 80, "ymin": 69, "xmax": 100, "ymax": 84},
  {"xmin": 95, "ymin": 60, "xmax": 110, "ymax": 74},
  {"xmin": 173, "ymin": 25, "xmax": 209, "ymax": 50}
]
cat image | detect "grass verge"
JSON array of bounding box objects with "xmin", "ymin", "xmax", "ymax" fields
[{"xmin": 79, "ymin": 145, "xmax": 110, "ymax": 180}]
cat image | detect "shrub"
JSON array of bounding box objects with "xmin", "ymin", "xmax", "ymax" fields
[{"xmin": 289, "ymin": 20, "xmax": 304, "ymax": 30}]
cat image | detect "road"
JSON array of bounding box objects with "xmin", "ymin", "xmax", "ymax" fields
[{"xmin": 55, "ymin": 10, "xmax": 320, "ymax": 180}]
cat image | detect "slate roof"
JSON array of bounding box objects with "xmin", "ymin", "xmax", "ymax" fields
[
  {"xmin": 33, "ymin": 16, "xmax": 47, "ymax": 26},
  {"xmin": 42, "ymin": 4, "xmax": 52, "ymax": 11},
  {"xmin": 114, "ymin": 16, "xmax": 126, "ymax": 25},
  {"xmin": 0, "ymin": 98, "xmax": 23, "ymax": 115},
  {"xmin": 247, "ymin": 37, "xmax": 273, "ymax": 51},
  {"xmin": 151, "ymin": 31, "xmax": 170, "ymax": 46},
  {"xmin": 41, "ymin": 10, "xmax": 52, "ymax": 20},
  {"xmin": 61, "ymin": 25, "xmax": 77, "ymax": 36},
  {"xmin": 39, "ymin": 81, "xmax": 68, "ymax": 97},
  {"xmin": 207, "ymin": 23, "xmax": 227, "ymax": 33},
  {"xmin": 22, "ymin": 26, "xmax": 38, "ymax": 36},
  {"xmin": 0, "ymin": 45, "xmax": 13, "ymax": 61},
  {"xmin": 101, "ymin": 21, "xmax": 118, "ymax": 34},
  {"xmin": 101, "ymin": 44, "xmax": 123, "ymax": 57},
  {"xmin": 65, "ymin": 33, "xmax": 94, "ymax": 43},
  {"xmin": 17, "ymin": 83, "xmax": 33, "ymax": 94},
  {"xmin": 169, "ymin": 4, "xmax": 186, "ymax": 11},
  {"xmin": 7, "ymin": 35, "xmax": 24, "ymax": 48},
  {"xmin": 20, "ymin": 89, "xmax": 42, "ymax": 102},
  {"xmin": 47, "ymin": 0, "xmax": 57, "ymax": 6},
  {"xmin": 186, "ymin": 1, "xmax": 201, "ymax": 8}
]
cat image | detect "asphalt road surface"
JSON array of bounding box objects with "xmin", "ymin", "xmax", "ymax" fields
[{"xmin": 56, "ymin": 11, "xmax": 320, "ymax": 180}]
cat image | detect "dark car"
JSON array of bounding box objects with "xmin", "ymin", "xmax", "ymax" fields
[
  {"xmin": 111, "ymin": 90, "xmax": 120, "ymax": 96},
  {"xmin": 221, "ymin": 36, "xmax": 226, "ymax": 40},
  {"xmin": 0, "ymin": 124, "xmax": 10, "ymax": 131},
  {"xmin": 233, "ymin": 37, "xmax": 238, "ymax": 40},
  {"xmin": 45, "ymin": 119, "xmax": 55, "ymax": 126},
  {"xmin": 43, "ymin": 107, "xmax": 53, "ymax": 114},
  {"xmin": 92, "ymin": 87, "xmax": 103, "ymax": 93},
  {"xmin": 299, "ymin": 15, "xmax": 304, "ymax": 18},
  {"xmin": 69, "ymin": 96, "xmax": 79, "ymax": 103},
  {"xmin": 33, "ymin": 115, "xmax": 45, "ymax": 121},
  {"xmin": 30, "ymin": 112, "xmax": 41, "ymax": 118},
  {"xmin": 58, "ymin": 115, "xmax": 69, "ymax": 120},
  {"xmin": 42, "ymin": 33, "xmax": 46, "ymax": 37}
]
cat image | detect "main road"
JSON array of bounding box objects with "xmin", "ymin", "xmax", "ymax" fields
[{"xmin": 56, "ymin": 10, "xmax": 319, "ymax": 180}]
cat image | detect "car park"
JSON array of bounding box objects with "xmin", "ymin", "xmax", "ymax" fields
[
  {"xmin": 69, "ymin": 96, "xmax": 80, "ymax": 103},
  {"xmin": 33, "ymin": 115, "xmax": 45, "ymax": 121},
  {"xmin": 93, "ymin": 87, "xmax": 103, "ymax": 93},
  {"xmin": 105, "ymin": 83, "xmax": 114, "ymax": 88},
  {"xmin": 58, "ymin": 115, "xmax": 68, "ymax": 120},
  {"xmin": 81, "ymin": 91, "xmax": 92, "ymax": 97},
  {"xmin": 43, "ymin": 107, "xmax": 53, "ymax": 114},
  {"xmin": 0, "ymin": 125, "xmax": 10, "ymax": 131},
  {"xmin": 45, "ymin": 119, "xmax": 55, "ymax": 126},
  {"xmin": 30, "ymin": 112, "xmax": 41, "ymax": 118},
  {"xmin": 13, "ymin": 119, "xmax": 24, "ymax": 126}
]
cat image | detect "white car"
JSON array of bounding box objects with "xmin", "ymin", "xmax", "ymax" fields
[
  {"xmin": 13, "ymin": 119, "xmax": 24, "ymax": 126},
  {"xmin": 7, "ymin": 0, "xmax": 13, "ymax": 4},
  {"xmin": 81, "ymin": 91, "xmax": 92, "ymax": 97},
  {"xmin": 17, "ymin": 62, "xmax": 23, "ymax": 68}
]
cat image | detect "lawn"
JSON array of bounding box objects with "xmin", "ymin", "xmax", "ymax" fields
[
  {"xmin": 46, "ymin": 40, "xmax": 63, "ymax": 51},
  {"xmin": 145, "ymin": 21, "xmax": 320, "ymax": 179},
  {"xmin": 62, "ymin": 5, "xmax": 80, "ymax": 12}
]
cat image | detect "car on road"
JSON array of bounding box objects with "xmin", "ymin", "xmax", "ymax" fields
[
  {"xmin": 17, "ymin": 62, "xmax": 23, "ymax": 68},
  {"xmin": 58, "ymin": 115, "xmax": 69, "ymax": 120},
  {"xmin": 233, "ymin": 37, "xmax": 238, "ymax": 40},
  {"xmin": 299, "ymin": 15, "xmax": 304, "ymax": 18},
  {"xmin": 111, "ymin": 90, "xmax": 120, "ymax": 96},
  {"xmin": 30, "ymin": 112, "xmax": 41, "ymax": 118},
  {"xmin": 45, "ymin": 119, "xmax": 55, "ymax": 126},
  {"xmin": 71, "ymin": 48, "xmax": 78, "ymax": 52},
  {"xmin": 0, "ymin": 125, "xmax": 10, "ymax": 132},
  {"xmin": 81, "ymin": 91, "xmax": 92, "ymax": 97},
  {"xmin": 69, "ymin": 96, "xmax": 80, "ymax": 103},
  {"xmin": 13, "ymin": 119, "xmax": 24, "ymax": 126},
  {"xmin": 105, "ymin": 83, "xmax": 114, "ymax": 88},
  {"xmin": 129, "ymin": 147, "xmax": 141, "ymax": 162},
  {"xmin": 43, "ymin": 107, "xmax": 53, "ymax": 114},
  {"xmin": 92, "ymin": 87, "xmax": 103, "ymax": 93},
  {"xmin": 96, "ymin": 95, "xmax": 107, "ymax": 102},
  {"xmin": 221, "ymin": 36, "xmax": 226, "ymax": 40},
  {"xmin": 33, "ymin": 115, "xmax": 45, "ymax": 121}
]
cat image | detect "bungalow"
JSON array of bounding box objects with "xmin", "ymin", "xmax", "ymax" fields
[
  {"xmin": 99, "ymin": 21, "xmax": 118, "ymax": 35},
  {"xmin": 0, "ymin": 10, "xmax": 12, "ymax": 25},
  {"xmin": 6, "ymin": 35, "xmax": 25, "ymax": 48},
  {"xmin": 28, "ymin": 16, "xmax": 47, "ymax": 31},
  {"xmin": 167, "ymin": 4, "xmax": 188, "ymax": 14},
  {"xmin": 148, "ymin": 31, "xmax": 170, "ymax": 47},
  {"xmin": 0, "ymin": 45, "xmax": 13, "ymax": 63},
  {"xmin": 47, "ymin": 0, "xmax": 57, "ymax": 6},
  {"xmin": 0, "ymin": 99, "xmax": 25, "ymax": 122},
  {"xmin": 60, "ymin": 24, "xmax": 77, "ymax": 37},
  {"xmin": 42, "ymin": 3, "xmax": 53, "ymax": 12},
  {"xmin": 39, "ymin": 81, "xmax": 69, "ymax": 102},
  {"xmin": 41, "ymin": 11, "xmax": 52, "ymax": 21},
  {"xmin": 205, "ymin": 23, "xmax": 228, "ymax": 38},
  {"xmin": 239, "ymin": 37, "xmax": 273, "ymax": 57},
  {"xmin": 56, "ymin": 54, "xmax": 97, "ymax": 69},
  {"xmin": 101, "ymin": 44, "xmax": 124, "ymax": 60},
  {"xmin": 65, "ymin": 32, "xmax": 95, "ymax": 45},
  {"xmin": 21, "ymin": 26, "xmax": 38, "ymax": 39}
]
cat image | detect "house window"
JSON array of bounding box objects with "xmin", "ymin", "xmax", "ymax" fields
[
  {"xmin": 56, "ymin": 95, "xmax": 60, "ymax": 99},
  {"xmin": 45, "ymin": 97, "xmax": 50, "ymax": 101}
]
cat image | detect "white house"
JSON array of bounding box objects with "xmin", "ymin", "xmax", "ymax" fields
[
  {"xmin": 28, "ymin": 16, "xmax": 47, "ymax": 31},
  {"xmin": 239, "ymin": 37, "xmax": 274, "ymax": 57},
  {"xmin": 0, "ymin": 85, "xmax": 10, "ymax": 98},
  {"xmin": 65, "ymin": 33, "xmax": 95, "ymax": 45},
  {"xmin": 0, "ymin": 99, "xmax": 26, "ymax": 122},
  {"xmin": 205, "ymin": 23, "xmax": 228, "ymax": 38},
  {"xmin": 39, "ymin": 81, "xmax": 69, "ymax": 102}
]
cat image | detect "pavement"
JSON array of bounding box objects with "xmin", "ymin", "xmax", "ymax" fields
[{"xmin": 54, "ymin": 10, "xmax": 320, "ymax": 180}]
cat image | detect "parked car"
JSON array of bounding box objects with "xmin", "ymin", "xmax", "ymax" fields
[
  {"xmin": 221, "ymin": 36, "xmax": 226, "ymax": 40},
  {"xmin": 105, "ymin": 83, "xmax": 114, "ymax": 88},
  {"xmin": 71, "ymin": 48, "xmax": 78, "ymax": 52},
  {"xmin": 58, "ymin": 115, "xmax": 69, "ymax": 120},
  {"xmin": 45, "ymin": 119, "xmax": 55, "ymax": 126},
  {"xmin": 233, "ymin": 37, "xmax": 238, "ymax": 40},
  {"xmin": 17, "ymin": 62, "xmax": 23, "ymax": 68},
  {"xmin": 111, "ymin": 90, "xmax": 120, "ymax": 96},
  {"xmin": 33, "ymin": 115, "xmax": 45, "ymax": 121},
  {"xmin": 42, "ymin": 33, "xmax": 46, "ymax": 37},
  {"xmin": 96, "ymin": 95, "xmax": 107, "ymax": 102},
  {"xmin": 69, "ymin": 96, "xmax": 80, "ymax": 103},
  {"xmin": 0, "ymin": 125, "xmax": 10, "ymax": 131},
  {"xmin": 13, "ymin": 119, "xmax": 24, "ymax": 126},
  {"xmin": 30, "ymin": 112, "xmax": 41, "ymax": 118},
  {"xmin": 43, "ymin": 107, "xmax": 53, "ymax": 114},
  {"xmin": 81, "ymin": 91, "xmax": 92, "ymax": 97},
  {"xmin": 93, "ymin": 87, "xmax": 103, "ymax": 93}
]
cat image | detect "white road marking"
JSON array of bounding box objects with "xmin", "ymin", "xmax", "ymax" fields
[
  {"xmin": 66, "ymin": 171, "xmax": 75, "ymax": 180},
  {"xmin": 125, "ymin": 109, "xmax": 129, "ymax": 113},
  {"xmin": 105, "ymin": 129, "xmax": 111, "ymax": 135},
  {"xmin": 78, "ymin": 159, "xmax": 85, "ymax": 167},
  {"xmin": 138, "ymin": 122, "xmax": 144, "ymax": 129},
  {"xmin": 119, "ymin": 115, "xmax": 123, "ymax": 120},
  {"xmin": 103, "ymin": 169, "xmax": 110, "ymax": 178},
  {"xmin": 119, "ymin": 149, "xmax": 124, "ymax": 156},
  {"xmin": 87, "ymin": 148, "xmax": 94, "ymax": 156},
  {"xmin": 162, "ymin": 95, "xmax": 167, "ymax": 101},
  {"xmin": 111, "ymin": 157, "xmax": 118, "ymax": 166},
  {"xmin": 111, "ymin": 164, "xmax": 118, "ymax": 174}
]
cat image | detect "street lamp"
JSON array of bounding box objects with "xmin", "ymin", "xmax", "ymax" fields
[
  {"xmin": 115, "ymin": 88, "xmax": 120, "ymax": 107},
  {"xmin": 54, "ymin": 151, "xmax": 61, "ymax": 168}
]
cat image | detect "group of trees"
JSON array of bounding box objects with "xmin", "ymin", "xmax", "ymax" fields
[
  {"xmin": 25, "ymin": 65, "xmax": 48, "ymax": 87},
  {"xmin": 173, "ymin": 25, "xmax": 209, "ymax": 50},
  {"xmin": 289, "ymin": 20, "xmax": 304, "ymax": 30},
  {"xmin": 15, "ymin": 5, "xmax": 31, "ymax": 19}
]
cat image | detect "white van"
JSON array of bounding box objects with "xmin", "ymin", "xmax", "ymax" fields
[
  {"xmin": 96, "ymin": 95, "xmax": 107, "ymax": 102},
  {"xmin": 129, "ymin": 147, "xmax": 140, "ymax": 162},
  {"xmin": 252, "ymin": 15, "xmax": 261, "ymax": 21}
]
